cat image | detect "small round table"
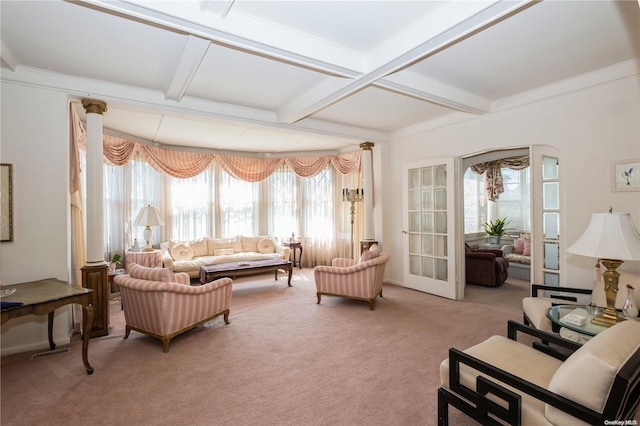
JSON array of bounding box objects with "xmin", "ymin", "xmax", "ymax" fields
[{"xmin": 284, "ymin": 241, "xmax": 303, "ymax": 269}]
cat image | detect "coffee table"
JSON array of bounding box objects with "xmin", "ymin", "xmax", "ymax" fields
[{"xmin": 200, "ymin": 258, "xmax": 293, "ymax": 286}]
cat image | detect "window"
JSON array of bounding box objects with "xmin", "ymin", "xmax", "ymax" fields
[
  {"xmin": 301, "ymin": 167, "xmax": 334, "ymax": 240},
  {"xmin": 464, "ymin": 166, "xmax": 530, "ymax": 234},
  {"xmin": 168, "ymin": 170, "xmax": 212, "ymax": 241},
  {"xmin": 218, "ymin": 169, "xmax": 256, "ymax": 237}
]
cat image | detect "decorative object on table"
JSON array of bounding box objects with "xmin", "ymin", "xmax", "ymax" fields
[
  {"xmin": 1, "ymin": 163, "xmax": 13, "ymax": 242},
  {"xmin": 482, "ymin": 217, "xmax": 510, "ymax": 245},
  {"xmin": 567, "ymin": 208, "xmax": 640, "ymax": 326},
  {"xmin": 132, "ymin": 238, "xmax": 140, "ymax": 252},
  {"xmin": 134, "ymin": 205, "xmax": 164, "ymax": 252},
  {"xmin": 342, "ymin": 187, "xmax": 363, "ymax": 258},
  {"xmin": 623, "ymin": 284, "xmax": 638, "ymax": 319},
  {"xmin": 611, "ymin": 158, "xmax": 639, "ymax": 192}
]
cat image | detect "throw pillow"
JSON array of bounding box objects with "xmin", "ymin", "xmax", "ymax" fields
[
  {"xmin": 358, "ymin": 250, "xmax": 376, "ymax": 263},
  {"xmin": 368, "ymin": 244, "xmax": 380, "ymax": 257},
  {"xmin": 523, "ymin": 240, "xmax": 531, "ymax": 256},
  {"xmin": 214, "ymin": 248, "xmax": 234, "ymax": 256},
  {"xmin": 257, "ymin": 238, "xmax": 276, "ymax": 254},
  {"xmin": 170, "ymin": 243, "xmax": 194, "ymax": 261},
  {"xmin": 513, "ymin": 238, "xmax": 525, "ymax": 254}
]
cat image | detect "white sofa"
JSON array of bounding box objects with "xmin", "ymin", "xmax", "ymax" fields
[{"xmin": 162, "ymin": 235, "xmax": 291, "ymax": 278}]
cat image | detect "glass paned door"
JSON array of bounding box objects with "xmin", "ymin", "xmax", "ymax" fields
[
  {"xmin": 403, "ymin": 158, "xmax": 459, "ymax": 299},
  {"xmin": 532, "ymin": 146, "xmax": 563, "ymax": 288}
]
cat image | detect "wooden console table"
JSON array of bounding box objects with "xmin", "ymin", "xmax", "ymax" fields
[{"xmin": 0, "ymin": 278, "xmax": 94, "ymax": 375}]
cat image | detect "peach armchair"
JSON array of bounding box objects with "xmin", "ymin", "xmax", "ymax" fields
[
  {"xmin": 313, "ymin": 244, "xmax": 389, "ymax": 310},
  {"xmin": 113, "ymin": 263, "xmax": 232, "ymax": 352}
]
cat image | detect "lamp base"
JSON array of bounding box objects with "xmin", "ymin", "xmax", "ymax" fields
[
  {"xmin": 591, "ymin": 258, "xmax": 626, "ymax": 327},
  {"xmin": 591, "ymin": 307, "xmax": 625, "ymax": 327}
]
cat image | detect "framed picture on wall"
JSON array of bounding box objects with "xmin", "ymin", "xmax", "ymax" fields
[
  {"xmin": 612, "ymin": 159, "xmax": 640, "ymax": 192},
  {"xmin": 1, "ymin": 163, "xmax": 13, "ymax": 242}
]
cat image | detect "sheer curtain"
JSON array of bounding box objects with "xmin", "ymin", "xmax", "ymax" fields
[{"xmin": 95, "ymin": 158, "xmax": 360, "ymax": 266}]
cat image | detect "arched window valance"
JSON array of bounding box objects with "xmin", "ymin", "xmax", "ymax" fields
[{"xmin": 75, "ymin": 119, "xmax": 361, "ymax": 181}]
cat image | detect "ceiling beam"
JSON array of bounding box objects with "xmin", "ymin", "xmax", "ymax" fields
[
  {"xmin": 276, "ymin": 1, "xmax": 535, "ymax": 124},
  {"xmin": 165, "ymin": 35, "xmax": 210, "ymax": 102}
]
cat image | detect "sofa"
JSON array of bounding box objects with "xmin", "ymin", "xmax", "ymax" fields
[
  {"xmin": 501, "ymin": 234, "xmax": 531, "ymax": 281},
  {"xmin": 314, "ymin": 244, "xmax": 389, "ymax": 310},
  {"xmin": 113, "ymin": 263, "xmax": 233, "ymax": 352},
  {"xmin": 464, "ymin": 243, "xmax": 509, "ymax": 287},
  {"xmin": 162, "ymin": 235, "xmax": 291, "ymax": 278}
]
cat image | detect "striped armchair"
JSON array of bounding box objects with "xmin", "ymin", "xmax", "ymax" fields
[
  {"xmin": 314, "ymin": 245, "xmax": 389, "ymax": 310},
  {"xmin": 113, "ymin": 263, "xmax": 232, "ymax": 352}
]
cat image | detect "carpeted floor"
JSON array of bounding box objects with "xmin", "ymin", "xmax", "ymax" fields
[{"xmin": 1, "ymin": 271, "xmax": 537, "ymax": 425}]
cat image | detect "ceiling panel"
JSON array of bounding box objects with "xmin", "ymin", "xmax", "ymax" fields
[{"xmin": 2, "ymin": 1, "xmax": 639, "ymax": 154}]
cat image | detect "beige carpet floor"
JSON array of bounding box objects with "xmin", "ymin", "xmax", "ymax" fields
[{"xmin": 1, "ymin": 270, "xmax": 543, "ymax": 425}]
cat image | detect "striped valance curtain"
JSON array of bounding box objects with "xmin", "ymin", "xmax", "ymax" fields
[{"xmin": 73, "ymin": 113, "xmax": 361, "ymax": 182}]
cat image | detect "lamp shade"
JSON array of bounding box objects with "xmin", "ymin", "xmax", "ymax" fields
[
  {"xmin": 134, "ymin": 205, "xmax": 164, "ymax": 227},
  {"xmin": 567, "ymin": 212, "xmax": 640, "ymax": 261}
]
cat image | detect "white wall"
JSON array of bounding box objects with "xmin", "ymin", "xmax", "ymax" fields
[
  {"xmin": 383, "ymin": 75, "xmax": 640, "ymax": 289},
  {"xmin": 1, "ymin": 82, "xmax": 73, "ymax": 355}
]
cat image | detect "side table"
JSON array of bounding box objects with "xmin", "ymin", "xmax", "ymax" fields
[
  {"xmin": 126, "ymin": 249, "xmax": 163, "ymax": 268},
  {"xmin": 284, "ymin": 241, "xmax": 303, "ymax": 269}
]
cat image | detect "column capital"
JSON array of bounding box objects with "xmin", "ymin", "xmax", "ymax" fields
[
  {"xmin": 359, "ymin": 142, "xmax": 374, "ymax": 151},
  {"xmin": 81, "ymin": 98, "xmax": 108, "ymax": 115}
]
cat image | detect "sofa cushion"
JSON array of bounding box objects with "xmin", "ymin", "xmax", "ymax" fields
[
  {"xmin": 208, "ymin": 236, "xmax": 243, "ymax": 254},
  {"xmin": 171, "ymin": 243, "xmax": 194, "ymax": 261},
  {"xmin": 190, "ymin": 238, "xmax": 209, "ymax": 257},
  {"xmin": 128, "ymin": 263, "xmax": 174, "ymax": 282},
  {"xmin": 214, "ymin": 248, "xmax": 234, "ymax": 256},
  {"xmin": 505, "ymin": 253, "xmax": 531, "ymax": 265},
  {"xmin": 257, "ymin": 238, "xmax": 276, "ymax": 254},
  {"xmin": 545, "ymin": 320, "xmax": 640, "ymax": 424},
  {"xmin": 241, "ymin": 236, "xmax": 263, "ymax": 252},
  {"xmin": 523, "ymin": 240, "xmax": 531, "ymax": 256}
]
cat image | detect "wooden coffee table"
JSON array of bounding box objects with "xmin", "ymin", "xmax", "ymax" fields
[{"xmin": 200, "ymin": 259, "xmax": 293, "ymax": 286}]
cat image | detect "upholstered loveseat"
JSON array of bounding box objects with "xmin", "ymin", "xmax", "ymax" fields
[
  {"xmin": 113, "ymin": 263, "xmax": 233, "ymax": 352},
  {"xmin": 162, "ymin": 235, "xmax": 291, "ymax": 278}
]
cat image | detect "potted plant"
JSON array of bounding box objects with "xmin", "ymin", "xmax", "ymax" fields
[
  {"xmin": 482, "ymin": 218, "xmax": 510, "ymax": 245},
  {"xmin": 109, "ymin": 253, "xmax": 122, "ymax": 273}
]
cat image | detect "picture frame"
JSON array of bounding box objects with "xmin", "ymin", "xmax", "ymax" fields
[
  {"xmin": 611, "ymin": 159, "xmax": 640, "ymax": 192},
  {"xmin": 1, "ymin": 163, "xmax": 13, "ymax": 242}
]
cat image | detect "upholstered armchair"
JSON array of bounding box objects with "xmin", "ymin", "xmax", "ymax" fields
[
  {"xmin": 439, "ymin": 320, "xmax": 640, "ymax": 425},
  {"xmin": 465, "ymin": 243, "xmax": 509, "ymax": 287},
  {"xmin": 313, "ymin": 244, "xmax": 389, "ymax": 310},
  {"xmin": 113, "ymin": 263, "xmax": 233, "ymax": 352}
]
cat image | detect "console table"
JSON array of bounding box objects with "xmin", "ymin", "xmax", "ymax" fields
[{"xmin": 0, "ymin": 278, "xmax": 94, "ymax": 374}]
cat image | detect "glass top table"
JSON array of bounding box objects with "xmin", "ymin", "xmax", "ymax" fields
[{"xmin": 545, "ymin": 305, "xmax": 609, "ymax": 337}]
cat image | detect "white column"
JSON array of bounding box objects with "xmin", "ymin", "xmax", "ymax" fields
[
  {"xmin": 82, "ymin": 99, "xmax": 108, "ymax": 265},
  {"xmin": 360, "ymin": 142, "xmax": 375, "ymax": 241}
]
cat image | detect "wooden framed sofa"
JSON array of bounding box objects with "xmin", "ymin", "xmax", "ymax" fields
[
  {"xmin": 438, "ymin": 320, "xmax": 640, "ymax": 425},
  {"xmin": 113, "ymin": 263, "xmax": 233, "ymax": 352}
]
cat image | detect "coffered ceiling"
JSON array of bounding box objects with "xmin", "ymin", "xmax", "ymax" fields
[{"xmin": 1, "ymin": 1, "xmax": 639, "ymax": 155}]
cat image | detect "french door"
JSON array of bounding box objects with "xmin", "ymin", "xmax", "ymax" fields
[{"xmin": 402, "ymin": 158, "xmax": 461, "ymax": 299}]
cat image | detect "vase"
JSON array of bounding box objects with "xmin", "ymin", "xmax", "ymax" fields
[
  {"xmin": 488, "ymin": 236, "xmax": 501, "ymax": 245},
  {"xmin": 623, "ymin": 287, "xmax": 638, "ymax": 319}
]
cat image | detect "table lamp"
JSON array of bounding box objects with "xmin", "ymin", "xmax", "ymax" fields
[
  {"xmin": 134, "ymin": 205, "xmax": 164, "ymax": 252},
  {"xmin": 567, "ymin": 208, "xmax": 640, "ymax": 326}
]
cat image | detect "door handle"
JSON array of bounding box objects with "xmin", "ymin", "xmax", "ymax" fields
[{"xmin": 402, "ymin": 230, "xmax": 408, "ymax": 234}]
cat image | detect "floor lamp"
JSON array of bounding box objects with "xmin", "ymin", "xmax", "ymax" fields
[{"xmin": 342, "ymin": 188, "xmax": 363, "ymax": 258}]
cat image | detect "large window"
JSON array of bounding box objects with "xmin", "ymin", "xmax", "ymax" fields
[
  {"xmin": 97, "ymin": 158, "xmax": 352, "ymax": 266},
  {"xmin": 464, "ymin": 166, "xmax": 530, "ymax": 234}
]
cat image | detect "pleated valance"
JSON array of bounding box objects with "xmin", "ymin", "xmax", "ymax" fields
[{"xmin": 75, "ymin": 117, "xmax": 361, "ymax": 181}]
